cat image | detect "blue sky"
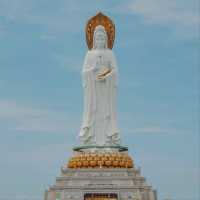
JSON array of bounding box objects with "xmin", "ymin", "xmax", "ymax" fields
[{"xmin": 0, "ymin": 0, "xmax": 199, "ymax": 200}]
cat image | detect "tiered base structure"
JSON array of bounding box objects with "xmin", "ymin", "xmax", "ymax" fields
[{"xmin": 44, "ymin": 146, "xmax": 157, "ymax": 200}]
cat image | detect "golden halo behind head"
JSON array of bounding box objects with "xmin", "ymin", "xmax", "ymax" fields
[{"xmin": 85, "ymin": 12, "xmax": 115, "ymax": 49}]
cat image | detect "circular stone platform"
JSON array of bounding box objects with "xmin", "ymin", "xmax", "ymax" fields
[{"xmin": 73, "ymin": 145, "xmax": 128, "ymax": 152}]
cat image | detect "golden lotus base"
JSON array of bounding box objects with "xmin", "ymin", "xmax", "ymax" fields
[{"xmin": 67, "ymin": 152, "xmax": 134, "ymax": 169}]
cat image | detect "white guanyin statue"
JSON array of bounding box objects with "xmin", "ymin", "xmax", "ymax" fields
[{"xmin": 79, "ymin": 25, "xmax": 121, "ymax": 146}]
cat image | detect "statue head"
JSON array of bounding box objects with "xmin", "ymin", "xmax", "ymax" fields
[{"xmin": 93, "ymin": 25, "xmax": 108, "ymax": 49}]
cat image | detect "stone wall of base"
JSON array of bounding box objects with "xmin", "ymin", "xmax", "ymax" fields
[{"xmin": 45, "ymin": 168, "xmax": 157, "ymax": 200}]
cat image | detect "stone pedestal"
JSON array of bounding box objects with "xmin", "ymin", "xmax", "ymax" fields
[{"xmin": 45, "ymin": 161, "xmax": 157, "ymax": 200}]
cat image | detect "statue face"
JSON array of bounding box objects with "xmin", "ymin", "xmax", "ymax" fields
[{"xmin": 94, "ymin": 31, "xmax": 106, "ymax": 49}]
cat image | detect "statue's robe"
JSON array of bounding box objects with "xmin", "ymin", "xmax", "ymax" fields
[{"xmin": 79, "ymin": 48, "xmax": 120, "ymax": 146}]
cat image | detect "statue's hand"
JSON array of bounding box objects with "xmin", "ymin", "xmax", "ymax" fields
[
  {"xmin": 97, "ymin": 67, "xmax": 111, "ymax": 81},
  {"xmin": 97, "ymin": 74, "xmax": 106, "ymax": 81}
]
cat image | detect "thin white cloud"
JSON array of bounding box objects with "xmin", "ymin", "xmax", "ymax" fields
[
  {"xmin": 53, "ymin": 53, "xmax": 82, "ymax": 72},
  {"xmin": 117, "ymin": 0, "xmax": 199, "ymax": 38},
  {"xmin": 125, "ymin": 126, "xmax": 188, "ymax": 134},
  {"xmin": 0, "ymin": 0, "xmax": 198, "ymax": 39},
  {"xmin": 1, "ymin": 142, "xmax": 73, "ymax": 167},
  {"xmin": 129, "ymin": 0, "xmax": 198, "ymax": 26},
  {"xmin": 0, "ymin": 100, "xmax": 79, "ymax": 133},
  {"xmin": 0, "ymin": 0, "xmax": 92, "ymax": 35}
]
